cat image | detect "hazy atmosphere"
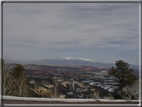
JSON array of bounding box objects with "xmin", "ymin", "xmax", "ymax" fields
[{"xmin": 3, "ymin": 3, "xmax": 139, "ymax": 64}]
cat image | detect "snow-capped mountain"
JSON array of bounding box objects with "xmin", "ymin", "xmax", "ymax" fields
[
  {"xmin": 40, "ymin": 57, "xmax": 138, "ymax": 69},
  {"xmin": 8, "ymin": 57, "xmax": 139, "ymax": 69},
  {"xmin": 41, "ymin": 57, "xmax": 113, "ymax": 68},
  {"xmin": 52, "ymin": 57, "xmax": 95, "ymax": 62}
]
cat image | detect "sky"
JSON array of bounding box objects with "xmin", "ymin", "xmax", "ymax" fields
[{"xmin": 2, "ymin": 3, "xmax": 139, "ymax": 64}]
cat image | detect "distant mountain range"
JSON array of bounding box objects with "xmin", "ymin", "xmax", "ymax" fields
[
  {"xmin": 40, "ymin": 57, "xmax": 139, "ymax": 69},
  {"xmin": 51, "ymin": 57, "xmax": 95, "ymax": 62},
  {"xmin": 7, "ymin": 57, "xmax": 139, "ymax": 69}
]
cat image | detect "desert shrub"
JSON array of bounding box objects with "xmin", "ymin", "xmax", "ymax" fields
[
  {"xmin": 92, "ymin": 91, "xmax": 99, "ymax": 99},
  {"xmin": 121, "ymin": 80, "xmax": 139, "ymax": 100}
]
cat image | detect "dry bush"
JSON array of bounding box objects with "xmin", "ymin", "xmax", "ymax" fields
[
  {"xmin": 121, "ymin": 80, "xmax": 139, "ymax": 100},
  {"xmin": 32, "ymin": 86, "xmax": 54, "ymax": 98},
  {"xmin": 92, "ymin": 91, "xmax": 99, "ymax": 99}
]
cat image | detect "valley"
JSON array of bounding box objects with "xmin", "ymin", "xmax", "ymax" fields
[
  {"xmin": 4, "ymin": 58, "xmax": 139, "ymax": 99},
  {"xmin": 6, "ymin": 63, "xmax": 120, "ymax": 99}
]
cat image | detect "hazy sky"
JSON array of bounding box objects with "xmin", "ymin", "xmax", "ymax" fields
[{"xmin": 3, "ymin": 3, "xmax": 139, "ymax": 64}]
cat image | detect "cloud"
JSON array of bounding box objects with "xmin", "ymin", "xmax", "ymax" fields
[{"xmin": 3, "ymin": 3, "xmax": 139, "ymax": 63}]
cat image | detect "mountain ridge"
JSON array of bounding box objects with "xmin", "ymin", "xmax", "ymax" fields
[
  {"xmin": 40, "ymin": 57, "xmax": 139, "ymax": 69},
  {"xmin": 6, "ymin": 57, "xmax": 139, "ymax": 69},
  {"xmin": 42, "ymin": 57, "xmax": 95, "ymax": 62}
]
